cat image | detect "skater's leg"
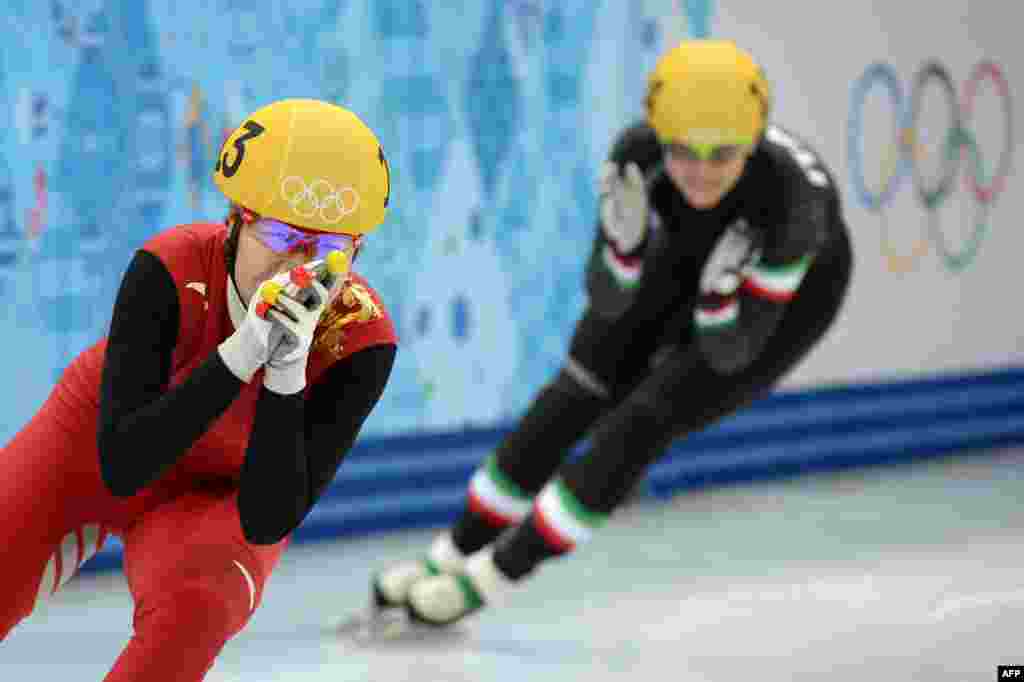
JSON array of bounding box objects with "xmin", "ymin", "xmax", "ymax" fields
[
  {"xmin": 0, "ymin": 394, "xmax": 112, "ymax": 641},
  {"xmin": 452, "ymin": 365, "xmax": 612, "ymax": 551},
  {"xmin": 491, "ymin": 243, "xmax": 852, "ymax": 582},
  {"xmin": 107, "ymin": 488, "xmax": 287, "ymax": 682},
  {"xmin": 403, "ymin": 350, "xmax": 694, "ymax": 626},
  {"xmin": 372, "ymin": 367, "xmax": 610, "ymax": 608},
  {"xmin": 407, "ymin": 255, "xmax": 851, "ymax": 623},
  {"xmin": 372, "ymin": 311, "xmax": 623, "ymax": 609}
]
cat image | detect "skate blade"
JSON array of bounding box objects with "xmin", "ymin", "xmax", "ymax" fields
[
  {"xmin": 333, "ymin": 607, "xmax": 469, "ymax": 648},
  {"xmin": 335, "ymin": 607, "xmax": 407, "ymax": 641}
]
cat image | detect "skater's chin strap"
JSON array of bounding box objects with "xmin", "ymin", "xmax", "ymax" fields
[
  {"xmin": 227, "ymin": 274, "xmax": 246, "ymax": 331},
  {"xmin": 224, "ymin": 208, "xmax": 248, "ymax": 332}
]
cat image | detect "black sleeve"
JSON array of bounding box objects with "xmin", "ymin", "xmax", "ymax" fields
[
  {"xmin": 98, "ymin": 250, "xmax": 248, "ymax": 497},
  {"xmin": 237, "ymin": 343, "xmax": 396, "ymax": 545}
]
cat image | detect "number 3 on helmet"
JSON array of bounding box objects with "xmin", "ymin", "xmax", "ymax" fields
[{"xmin": 213, "ymin": 98, "xmax": 391, "ymax": 237}]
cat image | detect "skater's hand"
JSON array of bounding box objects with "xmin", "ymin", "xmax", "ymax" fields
[
  {"xmin": 218, "ymin": 259, "xmax": 340, "ymax": 391},
  {"xmin": 699, "ymin": 222, "xmax": 761, "ymax": 296},
  {"xmin": 599, "ymin": 160, "xmax": 648, "ymax": 253},
  {"xmin": 262, "ymin": 260, "xmax": 336, "ymax": 395},
  {"xmin": 218, "ymin": 268, "xmax": 300, "ymax": 384}
]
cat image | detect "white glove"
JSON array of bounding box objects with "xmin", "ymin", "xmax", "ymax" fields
[
  {"xmin": 263, "ymin": 264, "xmax": 332, "ymax": 395},
  {"xmin": 218, "ymin": 269, "xmax": 296, "ymax": 384},
  {"xmin": 699, "ymin": 223, "xmax": 761, "ymax": 295},
  {"xmin": 218, "ymin": 262, "xmax": 334, "ymax": 394},
  {"xmin": 598, "ymin": 160, "xmax": 648, "ymax": 253}
]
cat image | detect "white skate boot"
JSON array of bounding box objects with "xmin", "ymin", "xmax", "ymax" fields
[
  {"xmin": 371, "ymin": 531, "xmax": 466, "ymax": 610},
  {"xmin": 405, "ymin": 547, "xmax": 513, "ymax": 626}
]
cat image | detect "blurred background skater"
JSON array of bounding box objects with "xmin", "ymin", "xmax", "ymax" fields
[{"xmin": 369, "ymin": 39, "xmax": 854, "ymax": 627}]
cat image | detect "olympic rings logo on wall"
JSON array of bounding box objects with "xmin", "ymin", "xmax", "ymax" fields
[{"xmin": 847, "ymin": 60, "xmax": 1014, "ymax": 273}]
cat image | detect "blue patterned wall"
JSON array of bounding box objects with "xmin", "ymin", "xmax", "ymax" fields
[{"xmin": 0, "ymin": 1, "xmax": 712, "ymax": 441}]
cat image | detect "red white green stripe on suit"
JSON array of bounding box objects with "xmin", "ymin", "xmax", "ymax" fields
[
  {"xmin": 742, "ymin": 257, "xmax": 811, "ymax": 302},
  {"xmin": 467, "ymin": 455, "xmax": 532, "ymax": 528},
  {"xmin": 696, "ymin": 256, "xmax": 812, "ymax": 331},
  {"xmin": 601, "ymin": 244, "xmax": 642, "ymax": 288},
  {"xmin": 532, "ymin": 478, "xmax": 608, "ymax": 553},
  {"xmin": 695, "ymin": 297, "xmax": 739, "ymax": 328}
]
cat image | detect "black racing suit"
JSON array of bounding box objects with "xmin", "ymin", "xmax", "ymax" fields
[{"xmin": 451, "ymin": 122, "xmax": 853, "ymax": 573}]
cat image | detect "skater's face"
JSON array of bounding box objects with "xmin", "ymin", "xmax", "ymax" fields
[
  {"xmin": 231, "ymin": 207, "xmax": 358, "ymax": 305},
  {"xmin": 663, "ymin": 142, "xmax": 753, "ymax": 209}
]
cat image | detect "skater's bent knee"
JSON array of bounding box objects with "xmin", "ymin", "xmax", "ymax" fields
[
  {"xmin": 135, "ymin": 579, "xmax": 251, "ymax": 642},
  {"xmin": 622, "ymin": 388, "xmax": 675, "ymax": 424}
]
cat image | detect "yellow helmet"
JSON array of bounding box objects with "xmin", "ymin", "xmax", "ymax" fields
[
  {"xmin": 645, "ymin": 40, "xmax": 771, "ymax": 155},
  {"xmin": 213, "ymin": 98, "xmax": 390, "ymax": 235}
]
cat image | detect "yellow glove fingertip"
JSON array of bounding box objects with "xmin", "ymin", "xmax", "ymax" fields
[
  {"xmin": 325, "ymin": 250, "xmax": 351, "ymax": 277},
  {"xmin": 260, "ymin": 280, "xmax": 284, "ymax": 305}
]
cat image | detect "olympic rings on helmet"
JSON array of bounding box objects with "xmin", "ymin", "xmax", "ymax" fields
[{"xmin": 280, "ymin": 176, "xmax": 361, "ymax": 225}]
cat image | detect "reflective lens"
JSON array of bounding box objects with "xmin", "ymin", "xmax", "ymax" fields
[
  {"xmin": 252, "ymin": 217, "xmax": 357, "ymax": 259},
  {"xmin": 665, "ymin": 143, "xmax": 749, "ymax": 163}
]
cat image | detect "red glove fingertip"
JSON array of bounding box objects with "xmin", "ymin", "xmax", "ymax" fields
[{"xmin": 290, "ymin": 266, "xmax": 313, "ymax": 289}]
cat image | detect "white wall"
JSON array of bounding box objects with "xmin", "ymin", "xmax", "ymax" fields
[{"xmin": 714, "ymin": 1, "xmax": 1021, "ymax": 386}]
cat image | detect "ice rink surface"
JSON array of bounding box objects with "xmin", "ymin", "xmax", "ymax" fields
[{"xmin": 5, "ymin": 447, "xmax": 1023, "ymax": 681}]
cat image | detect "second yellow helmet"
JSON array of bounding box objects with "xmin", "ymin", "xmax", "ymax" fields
[{"xmin": 645, "ymin": 40, "xmax": 771, "ymax": 152}]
